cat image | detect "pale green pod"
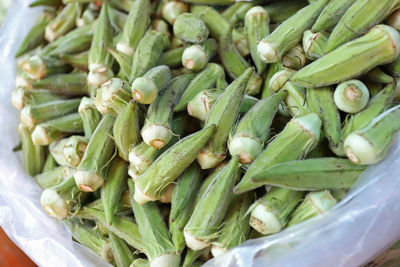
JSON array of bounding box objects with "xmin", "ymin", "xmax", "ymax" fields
[
  {"xmin": 363, "ymin": 67, "xmax": 394, "ymax": 84},
  {"xmin": 78, "ymin": 97, "xmax": 102, "ymax": 139},
  {"xmin": 45, "ymin": 3, "xmax": 80, "ymax": 42},
  {"xmin": 109, "ymin": 232, "xmax": 136, "ymax": 267},
  {"xmin": 49, "ymin": 135, "xmax": 88, "ymax": 167},
  {"xmin": 302, "ymin": 30, "xmax": 328, "ymax": 60},
  {"xmin": 60, "ymin": 51, "xmax": 89, "ymax": 71},
  {"xmin": 261, "ymin": 62, "xmax": 283, "ymax": 98},
  {"xmin": 22, "ymin": 55, "xmax": 69, "ymax": 80},
  {"xmin": 268, "ymin": 68, "xmax": 295, "ymax": 92},
  {"xmin": 35, "ymin": 165, "xmax": 71, "ymax": 189},
  {"xmin": 173, "ymin": 13, "xmax": 209, "ymax": 44},
  {"xmin": 42, "ymin": 153, "xmax": 58, "ymax": 173},
  {"xmin": 222, "ymin": 2, "xmax": 255, "ymax": 24},
  {"xmin": 282, "ymin": 45, "xmax": 307, "ymax": 70},
  {"xmin": 11, "ymin": 88, "xmax": 67, "ymax": 111},
  {"xmin": 31, "ymin": 72, "xmax": 89, "ymax": 96},
  {"xmin": 182, "ymin": 39, "xmax": 218, "ymax": 71},
  {"xmin": 76, "ymin": 6, "xmax": 98, "ymax": 27},
  {"xmin": 312, "ymin": 0, "xmax": 358, "ymax": 32},
  {"xmin": 161, "ymin": 1, "xmax": 189, "ymax": 24},
  {"xmin": 282, "ymin": 81, "xmax": 311, "ymax": 117},
  {"xmin": 334, "ymin": 80, "xmax": 370, "ymax": 113},
  {"xmin": 17, "ymin": 124, "xmax": 45, "ymax": 176},
  {"xmin": 159, "ymin": 47, "xmax": 185, "ymax": 68},
  {"xmin": 187, "ymin": 89, "xmax": 222, "ymax": 122},
  {"xmin": 108, "ymin": 6, "xmax": 128, "ymax": 33},
  {"xmin": 94, "ymin": 78, "xmax": 131, "ymax": 116}
]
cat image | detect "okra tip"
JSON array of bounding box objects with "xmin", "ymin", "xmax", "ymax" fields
[
  {"xmin": 182, "ymin": 45, "xmax": 207, "ymax": 71},
  {"xmin": 141, "ymin": 124, "xmax": 172, "ymax": 149},
  {"xmin": 31, "ymin": 125, "xmax": 51, "ymax": 146},
  {"xmin": 183, "ymin": 229, "xmax": 210, "ymax": 251},
  {"xmin": 133, "ymin": 182, "xmax": 157, "ymax": 205},
  {"xmin": 40, "ymin": 189, "xmax": 69, "ymax": 219},
  {"xmin": 249, "ymin": 203, "xmax": 282, "ymax": 235},
  {"xmin": 150, "ymin": 252, "xmax": 180, "ymax": 267},
  {"xmin": 131, "ymin": 77, "xmax": 158, "ymax": 104},
  {"xmin": 74, "ymin": 170, "xmax": 104, "ymax": 192},
  {"xmin": 344, "ymin": 133, "xmax": 376, "ymax": 165},
  {"xmin": 228, "ymin": 136, "xmax": 262, "ymax": 164}
]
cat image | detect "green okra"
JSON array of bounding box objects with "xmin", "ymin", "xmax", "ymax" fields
[
  {"xmin": 29, "ymin": 0, "xmax": 62, "ymax": 7},
  {"xmin": 116, "ymin": 0, "xmax": 151, "ymax": 56},
  {"xmin": 364, "ymin": 67, "xmax": 394, "ymax": 84},
  {"xmin": 344, "ymin": 104, "xmax": 400, "ymax": 165},
  {"xmin": 128, "ymin": 180, "xmax": 180, "ymax": 267},
  {"xmin": 263, "ymin": 0, "xmax": 308, "ymax": 24},
  {"xmin": 281, "ymin": 81, "xmax": 310, "ymax": 117},
  {"xmin": 325, "ymin": 0, "xmax": 400, "ymax": 53},
  {"xmin": 31, "ymin": 113, "xmax": 84, "ymax": 146},
  {"xmin": 129, "ymin": 30, "xmax": 170, "ymax": 82},
  {"xmin": 210, "ymin": 193, "xmax": 252, "ymax": 257},
  {"xmin": 49, "ymin": 135, "xmax": 88, "ymax": 167},
  {"xmin": 42, "ymin": 153, "xmax": 58, "ymax": 172},
  {"xmin": 76, "ymin": 6, "xmax": 98, "ymax": 27},
  {"xmin": 60, "ymin": 51, "xmax": 89, "ymax": 71},
  {"xmin": 31, "ymin": 72, "xmax": 89, "ymax": 96},
  {"xmin": 114, "ymin": 101, "xmax": 141, "ymax": 161},
  {"xmin": 222, "ymin": 2, "xmax": 255, "ymax": 24},
  {"xmin": 287, "ymin": 190, "xmax": 337, "ymax": 226},
  {"xmin": 183, "ymin": 249, "xmax": 207, "ymax": 267},
  {"xmin": 107, "ymin": 48, "xmax": 132, "ymax": 81},
  {"xmin": 334, "ymin": 80, "xmax": 370, "ymax": 114},
  {"xmin": 134, "ymin": 125, "xmax": 216, "ymax": 205},
  {"xmin": 251, "ymin": 158, "xmax": 365, "ymax": 190},
  {"xmin": 292, "ymin": 25, "xmax": 400, "ymax": 88},
  {"xmin": 20, "ymin": 98, "xmax": 81, "ymax": 128},
  {"xmin": 141, "ymin": 74, "xmax": 194, "ymax": 149},
  {"xmin": 152, "ymin": 19, "xmax": 171, "ymax": 38},
  {"xmin": 169, "ymin": 163, "xmax": 203, "ymax": 253},
  {"xmin": 248, "ymin": 187, "xmax": 305, "ymax": 235},
  {"xmin": 34, "ymin": 166, "xmax": 73, "ymax": 189},
  {"xmin": 245, "ymin": 6, "xmax": 269, "ymax": 74},
  {"xmin": 365, "ymin": 82, "xmax": 384, "ymax": 97},
  {"xmin": 173, "ymin": 12, "xmax": 209, "ymax": 44},
  {"xmin": 161, "ymin": 1, "xmax": 189, "ymax": 25},
  {"xmin": 109, "ymin": 232, "xmax": 135, "ymax": 267},
  {"xmin": 159, "ymin": 47, "xmax": 185, "ymax": 68},
  {"xmin": 187, "ymin": 89, "xmax": 222, "ymax": 122},
  {"xmin": 257, "ymin": 0, "xmax": 330, "ymax": 63},
  {"xmin": 307, "ymin": 87, "xmax": 342, "ymax": 155},
  {"xmin": 302, "ymin": 30, "xmax": 328, "ymax": 60},
  {"xmin": 17, "ymin": 124, "xmax": 45, "ymax": 176},
  {"xmin": 184, "ymin": 157, "xmax": 239, "ymax": 250},
  {"xmin": 108, "ymin": 6, "xmax": 127, "ymax": 33},
  {"xmin": 78, "ymin": 97, "xmax": 102, "ymax": 139},
  {"xmin": 261, "ymin": 62, "xmax": 283, "ymax": 98},
  {"xmin": 330, "ymin": 189, "xmax": 348, "ymax": 201},
  {"xmin": 101, "ymin": 157, "xmax": 128, "ymax": 226},
  {"xmin": 282, "ymin": 45, "xmax": 307, "ymax": 70},
  {"xmin": 88, "ymin": 3, "xmax": 114, "ymax": 87},
  {"xmin": 384, "ymin": 52, "xmax": 400, "ymax": 77},
  {"xmin": 228, "ymin": 90, "xmax": 286, "ymax": 164},
  {"xmin": 268, "ymin": 69, "xmax": 296, "ymax": 93},
  {"xmin": 312, "ymin": 0, "xmax": 358, "ymax": 32},
  {"xmin": 182, "ymin": 39, "xmax": 218, "ymax": 71},
  {"xmin": 11, "ymin": 88, "xmax": 67, "ymax": 111},
  {"xmin": 234, "ymin": 113, "xmax": 322, "ymax": 194},
  {"xmin": 131, "ymin": 65, "xmax": 172, "ymax": 104},
  {"xmin": 175, "ymin": 63, "xmax": 226, "ymax": 112},
  {"xmin": 22, "ymin": 56, "xmax": 70, "ymax": 80},
  {"xmin": 45, "ymin": 3, "xmax": 80, "ymax": 42},
  {"xmin": 198, "ymin": 68, "xmax": 253, "ymax": 170},
  {"xmin": 94, "ymin": 78, "xmax": 131, "ymax": 116},
  {"xmin": 74, "ymin": 114, "xmax": 115, "ymax": 192}
]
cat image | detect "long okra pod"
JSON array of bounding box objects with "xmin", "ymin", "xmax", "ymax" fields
[
  {"xmin": 17, "ymin": 124, "xmax": 45, "ymax": 176},
  {"xmin": 23, "ymin": 56, "xmax": 69, "ymax": 80},
  {"xmin": 79, "ymin": 97, "xmax": 102, "ymax": 139},
  {"xmin": 312, "ymin": 0, "xmax": 358, "ymax": 32},
  {"xmin": 109, "ymin": 232, "xmax": 136, "ymax": 267},
  {"xmin": 45, "ymin": 3, "xmax": 80, "ymax": 42},
  {"xmin": 12, "ymin": 88, "xmax": 67, "ymax": 111},
  {"xmin": 31, "ymin": 72, "xmax": 89, "ymax": 96}
]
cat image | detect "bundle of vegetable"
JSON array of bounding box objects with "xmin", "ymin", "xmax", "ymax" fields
[{"xmin": 12, "ymin": 0, "xmax": 400, "ymax": 266}]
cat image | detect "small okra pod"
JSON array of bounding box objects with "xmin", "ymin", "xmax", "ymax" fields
[
  {"xmin": 198, "ymin": 68, "xmax": 253, "ymax": 169},
  {"xmin": 257, "ymin": 0, "xmax": 330, "ymax": 63},
  {"xmin": 108, "ymin": 6, "xmax": 127, "ymax": 33},
  {"xmin": 302, "ymin": 30, "xmax": 328, "ymax": 60},
  {"xmin": 22, "ymin": 55, "xmax": 70, "ymax": 80},
  {"xmin": 282, "ymin": 82, "xmax": 311, "ymax": 117},
  {"xmin": 261, "ymin": 62, "xmax": 283, "ymax": 98},
  {"xmin": 113, "ymin": 101, "xmax": 141, "ymax": 161},
  {"xmin": 388, "ymin": 8, "xmax": 400, "ymax": 31},
  {"xmin": 173, "ymin": 13, "xmax": 209, "ymax": 44},
  {"xmin": 94, "ymin": 78, "xmax": 131, "ymax": 116},
  {"xmin": 141, "ymin": 74, "xmax": 194, "ymax": 149},
  {"xmin": 245, "ymin": 6, "xmax": 269, "ymax": 74},
  {"xmin": 234, "ymin": 113, "xmax": 322, "ymax": 194},
  {"xmin": 187, "ymin": 89, "xmax": 222, "ymax": 121},
  {"xmin": 152, "ymin": 19, "xmax": 171, "ymax": 38},
  {"xmin": 344, "ymin": 104, "xmax": 400, "ymax": 165},
  {"xmin": 184, "ymin": 157, "xmax": 240, "ymax": 250},
  {"xmin": 287, "ymin": 190, "xmax": 337, "ymax": 227},
  {"xmin": 31, "ymin": 113, "xmax": 84, "ymax": 146},
  {"xmin": 292, "ymin": 25, "xmax": 400, "ymax": 88},
  {"xmin": 116, "ymin": 0, "xmax": 151, "ymax": 56},
  {"xmin": 11, "ymin": 88, "xmax": 67, "ymax": 110},
  {"xmin": 20, "ymin": 98, "xmax": 81, "ymax": 128},
  {"xmin": 263, "ymin": 0, "xmax": 307, "ymax": 24},
  {"xmin": 45, "ymin": 3, "xmax": 81, "ymax": 42},
  {"xmin": 107, "ymin": 48, "xmax": 132, "ymax": 81},
  {"xmin": 34, "ymin": 166, "xmax": 73, "ymax": 189},
  {"xmin": 251, "ymin": 158, "xmax": 365, "ymax": 190},
  {"xmin": 312, "ymin": 0, "xmax": 358, "ymax": 32},
  {"xmin": 17, "ymin": 124, "xmax": 45, "ymax": 176},
  {"xmin": 282, "ymin": 45, "xmax": 307, "ymax": 70},
  {"xmin": 182, "ymin": 39, "xmax": 218, "ymax": 71},
  {"xmin": 210, "ymin": 193, "xmax": 253, "ymax": 257},
  {"xmin": 129, "ymin": 30, "xmax": 170, "ymax": 82},
  {"xmin": 161, "ymin": 1, "xmax": 189, "ymax": 25},
  {"xmin": 222, "ymin": 2, "xmax": 255, "ymax": 24},
  {"xmin": 60, "ymin": 51, "xmax": 89, "ymax": 71},
  {"xmin": 131, "ymin": 65, "xmax": 172, "ymax": 104},
  {"xmin": 364, "ymin": 67, "xmax": 394, "ymax": 84},
  {"xmin": 134, "ymin": 125, "xmax": 216, "ymax": 205},
  {"xmin": 325, "ymin": 0, "xmax": 400, "ymax": 53},
  {"xmin": 249, "ymin": 188, "xmax": 305, "ymax": 235},
  {"xmin": 159, "ymin": 47, "xmax": 185, "ymax": 68},
  {"xmin": 109, "ymin": 232, "xmax": 136, "ymax": 267},
  {"xmin": 42, "ymin": 153, "xmax": 58, "ymax": 172},
  {"xmin": 101, "ymin": 157, "xmax": 128, "ymax": 226},
  {"xmin": 49, "ymin": 135, "xmax": 88, "ymax": 167},
  {"xmin": 175, "ymin": 63, "xmax": 226, "ymax": 112},
  {"xmin": 31, "ymin": 72, "xmax": 89, "ymax": 96},
  {"xmin": 268, "ymin": 68, "xmax": 295, "ymax": 93},
  {"xmin": 229, "ymin": 90, "xmax": 286, "ymax": 164},
  {"xmin": 74, "ymin": 114, "xmax": 116, "ymax": 192},
  {"xmin": 334, "ymin": 80, "xmax": 370, "ymax": 114},
  {"xmin": 76, "ymin": 7, "xmax": 98, "ymax": 27},
  {"xmin": 88, "ymin": 3, "xmax": 114, "ymax": 87},
  {"xmin": 78, "ymin": 97, "xmax": 102, "ymax": 139}
]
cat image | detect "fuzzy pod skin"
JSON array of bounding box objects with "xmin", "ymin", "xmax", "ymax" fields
[
  {"xmin": 109, "ymin": 232, "xmax": 136, "ymax": 267},
  {"xmin": 108, "ymin": 7, "xmax": 128, "ymax": 33},
  {"xmin": 287, "ymin": 190, "xmax": 337, "ymax": 227},
  {"xmin": 60, "ymin": 51, "xmax": 89, "ymax": 71},
  {"xmin": 249, "ymin": 188, "xmax": 305, "ymax": 235},
  {"xmin": 173, "ymin": 13, "xmax": 209, "ymax": 44},
  {"xmin": 134, "ymin": 125, "xmax": 215, "ymax": 205},
  {"xmin": 78, "ymin": 97, "xmax": 102, "ymax": 139},
  {"xmin": 131, "ymin": 65, "xmax": 172, "ymax": 104},
  {"xmin": 49, "ymin": 135, "xmax": 88, "ymax": 168},
  {"xmin": 222, "ymin": 2, "xmax": 255, "ymax": 24},
  {"xmin": 251, "ymin": 158, "xmax": 365, "ymax": 190},
  {"xmin": 31, "ymin": 72, "xmax": 89, "ymax": 96},
  {"xmin": 234, "ymin": 113, "xmax": 322, "ymax": 194},
  {"xmin": 282, "ymin": 45, "xmax": 307, "ymax": 70},
  {"xmin": 175, "ymin": 63, "xmax": 226, "ymax": 111},
  {"xmin": 17, "ymin": 124, "xmax": 45, "ymax": 176},
  {"xmin": 45, "ymin": 3, "xmax": 80, "ymax": 42},
  {"xmin": 325, "ymin": 0, "xmax": 400, "ymax": 53},
  {"xmin": 312, "ymin": 0, "xmax": 358, "ymax": 32},
  {"xmin": 302, "ymin": 30, "xmax": 328, "ymax": 60},
  {"xmin": 263, "ymin": 0, "xmax": 307, "ymax": 24},
  {"xmin": 94, "ymin": 78, "xmax": 132, "ymax": 116},
  {"xmin": 228, "ymin": 90, "xmax": 286, "ymax": 164},
  {"xmin": 257, "ymin": 0, "xmax": 330, "ymax": 63},
  {"xmin": 344, "ymin": 104, "xmax": 400, "ymax": 165},
  {"xmin": 268, "ymin": 68, "xmax": 296, "ymax": 93},
  {"xmin": 198, "ymin": 68, "xmax": 253, "ymax": 170},
  {"xmin": 31, "ymin": 113, "xmax": 84, "ymax": 146},
  {"xmin": 107, "ymin": 48, "xmax": 132, "ymax": 81},
  {"xmin": 74, "ymin": 114, "xmax": 115, "ymax": 193},
  {"xmin": 76, "ymin": 6, "xmax": 98, "ymax": 27},
  {"xmin": 364, "ymin": 67, "xmax": 394, "ymax": 84},
  {"xmin": 162, "ymin": 1, "xmax": 189, "ymax": 25},
  {"xmin": 182, "ymin": 39, "xmax": 218, "ymax": 71},
  {"xmin": 281, "ymin": 81, "xmax": 311, "ymax": 117},
  {"xmin": 42, "ymin": 153, "xmax": 58, "ymax": 173},
  {"xmin": 128, "ymin": 180, "xmax": 180, "ymax": 267},
  {"xmin": 334, "ymin": 80, "xmax": 370, "ymax": 114},
  {"xmin": 22, "ymin": 55, "xmax": 69, "ymax": 80},
  {"xmin": 184, "ymin": 157, "xmax": 239, "ymax": 251},
  {"xmin": 11, "ymin": 88, "xmax": 67, "ymax": 111},
  {"xmin": 187, "ymin": 89, "xmax": 222, "ymax": 122},
  {"xmin": 292, "ymin": 25, "xmax": 400, "ymax": 88},
  {"xmin": 141, "ymin": 74, "xmax": 194, "ymax": 149},
  {"xmin": 261, "ymin": 62, "xmax": 283, "ymax": 98},
  {"xmin": 183, "ymin": 249, "xmax": 206, "ymax": 267},
  {"xmin": 160, "ymin": 47, "xmax": 185, "ymax": 68}
]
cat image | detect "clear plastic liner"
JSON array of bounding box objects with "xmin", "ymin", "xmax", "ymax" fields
[{"xmin": 0, "ymin": 1, "xmax": 399, "ymax": 267}]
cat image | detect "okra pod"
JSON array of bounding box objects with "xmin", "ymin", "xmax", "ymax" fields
[
  {"xmin": 34, "ymin": 166, "xmax": 73, "ymax": 189},
  {"xmin": 312, "ymin": 0, "xmax": 358, "ymax": 32},
  {"xmin": 12, "ymin": 88, "xmax": 67, "ymax": 111},
  {"xmin": 388, "ymin": 8, "xmax": 400, "ymax": 31},
  {"xmin": 182, "ymin": 39, "xmax": 218, "ymax": 71},
  {"xmin": 161, "ymin": 1, "xmax": 189, "ymax": 25},
  {"xmin": 261, "ymin": 62, "xmax": 283, "ymax": 98},
  {"xmin": 42, "ymin": 153, "xmax": 58, "ymax": 172},
  {"xmin": 22, "ymin": 56, "xmax": 69, "ymax": 80},
  {"xmin": 78, "ymin": 97, "xmax": 102, "ymax": 139},
  {"xmin": 187, "ymin": 89, "xmax": 222, "ymax": 122},
  {"xmin": 107, "ymin": 48, "xmax": 132, "ymax": 81},
  {"xmin": 76, "ymin": 6, "xmax": 98, "ymax": 27},
  {"xmin": 159, "ymin": 47, "xmax": 185, "ymax": 68},
  {"xmin": 109, "ymin": 232, "xmax": 136, "ymax": 267},
  {"xmin": 334, "ymin": 80, "xmax": 370, "ymax": 114},
  {"xmin": 282, "ymin": 45, "xmax": 307, "ymax": 70},
  {"xmin": 31, "ymin": 72, "xmax": 89, "ymax": 96},
  {"xmin": 94, "ymin": 78, "xmax": 131, "ymax": 116},
  {"xmin": 183, "ymin": 249, "xmax": 205, "ymax": 267},
  {"xmin": 268, "ymin": 68, "xmax": 295, "ymax": 93},
  {"xmin": 108, "ymin": 6, "xmax": 127, "ymax": 33},
  {"xmin": 222, "ymin": 2, "xmax": 255, "ymax": 24},
  {"xmin": 263, "ymin": 0, "xmax": 307, "ymax": 24},
  {"xmin": 281, "ymin": 81, "xmax": 310, "ymax": 117},
  {"xmin": 29, "ymin": 0, "xmax": 62, "ymax": 8},
  {"xmin": 49, "ymin": 135, "xmax": 88, "ymax": 167},
  {"xmin": 60, "ymin": 51, "xmax": 89, "ymax": 71},
  {"xmin": 17, "ymin": 124, "xmax": 45, "ymax": 176},
  {"xmin": 173, "ymin": 13, "xmax": 209, "ymax": 44},
  {"xmin": 45, "ymin": 3, "xmax": 80, "ymax": 42},
  {"xmin": 364, "ymin": 67, "xmax": 394, "ymax": 84},
  {"xmin": 302, "ymin": 30, "xmax": 328, "ymax": 60}
]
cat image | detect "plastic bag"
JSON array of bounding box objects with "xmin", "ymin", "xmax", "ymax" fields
[{"xmin": 1, "ymin": 1, "xmax": 400, "ymax": 267}]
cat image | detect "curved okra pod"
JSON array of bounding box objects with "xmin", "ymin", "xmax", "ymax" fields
[
  {"xmin": 263, "ymin": 0, "xmax": 307, "ymax": 24},
  {"xmin": 173, "ymin": 13, "xmax": 209, "ymax": 44},
  {"xmin": 228, "ymin": 90, "xmax": 286, "ymax": 164},
  {"xmin": 78, "ymin": 97, "xmax": 102, "ymax": 139},
  {"xmin": 49, "ymin": 135, "xmax": 88, "ymax": 167},
  {"xmin": 234, "ymin": 113, "xmax": 322, "ymax": 194},
  {"xmin": 31, "ymin": 72, "xmax": 89, "ymax": 96},
  {"xmin": 109, "ymin": 232, "xmax": 136, "ymax": 267},
  {"xmin": 182, "ymin": 39, "xmax": 218, "ymax": 71},
  {"xmin": 74, "ymin": 114, "xmax": 116, "ymax": 192},
  {"xmin": 116, "ymin": 0, "xmax": 151, "ymax": 56},
  {"xmin": 312, "ymin": 0, "xmax": 358, "ymax": 32},
  {"xmin": 248, "ymin": 187, "xmax": 305, "ymax": 235},
  {"xmin": 261, "ymin": 62, "xmax": 283, "ymax": 98},
  {"xmin": 282, "ymin": 45, "xmax": 307, "ymax": 70},
  {"xmin": 131, "ymin": 65, "xmax": 172, "ymax": 104},
  {"xmin": 257, "ymin": 0, "xmax": 330, "ymax": 63},
  {"xmin": 344, "ymin": 104, "xmax": 400, "ymax": 165},
  {"xmin": 364, "ymin": 67, "xmax": 394, "ymax": 84},
  {"xmin": 12, "ymin": 88, "xmax": 67, "ymax": 111},
  {"xmin": 94, "ymin": 78, "xmax": 131, "ymax": 116},
  {"xmin": 22, "ymin": 56, "xmax": 69, "ymax": 80},
  {"xmin": 160, "ymin": 47, "xmax": 185, "ymax": 68},
  {"xmin": 302, "ymin": 30, "xmax": 328, "ymax": 60},
  {"xmin": 60, "ymin": 51, "xmax": 89, "ymax": 71},
  {"xmin": 197, "ymin": 68, "xmax": 253, "ymax": 169},
  {"xmin": 281, "ymin": 81, "xmax": 310, "ymax": 117},
  {"xmin": 17, "ymin": 124, "xmax": 45, "ymax": 176},
  {"xmin": 251, "ymin": 158, "xmax": 365, "ymax": 190},
  {"xmin": 292, "ymin": 25, "xmax": 400, "ymax": 88},
  {"xmin": 45, "ymin": 3, "xmax": 80, "ymax": 42},
  {"xmin": 134, "ymin": 125, "xmax": 216, "ymax": 205},
  {"xmin": 141, "ymin": 74, "xmax": 194, "ymax": 149},
  {"xmin": 334, "ymin": 80, "xmax": 370, "ymax": 114}
]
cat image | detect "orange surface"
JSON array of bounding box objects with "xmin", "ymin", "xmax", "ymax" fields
[{"xmin": 0, "ymin": 228, "xmax": 36, "ymax": 267}]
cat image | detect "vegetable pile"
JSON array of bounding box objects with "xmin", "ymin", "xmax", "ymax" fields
[{"xmin": 12, "ymin": 0, "xmax": 400, "ymax": 266}]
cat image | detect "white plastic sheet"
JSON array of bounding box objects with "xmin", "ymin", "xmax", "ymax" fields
[{"xmin": 0, "ymin": 1, "xmax": 400, "ymax": 267}]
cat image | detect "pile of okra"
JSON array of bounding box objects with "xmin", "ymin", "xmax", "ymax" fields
[{"xmin": 13, "ymin": 0, "xmax": 400, "ymax": 266}]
